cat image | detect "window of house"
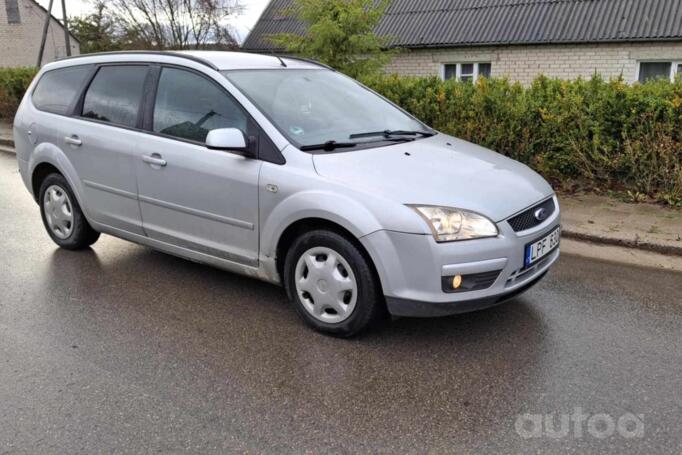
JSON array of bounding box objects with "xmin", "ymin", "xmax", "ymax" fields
[
  {"xmin": 460, "ymin": 63, "xmax": 475, "ymax": 82},
  {"xmin": 153, "ymin": 68, "xmax": 247, "ymax": 143},
  {"xmin": 637, "ymin": 61, "xmax": 682, "ymax": 83},
  {"xmin": 479, "ymin": 63, "xmax": 492, "ymax": 78},
  {"xmin": 442, "ymin": 62, "xmax": 492, "ymax": 82},
  {"xmin": 82, "ymin": 65, "xmax": 148, "ymax": 128},
  {"xmin": 5, "ymin": 0, "xmax": 21, "ymax": 24},
  {"xmin": 32, "ymin": 66, "xmax": 90, "ymax": 115}
]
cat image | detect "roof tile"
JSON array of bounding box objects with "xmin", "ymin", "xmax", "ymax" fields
[{"xmin": 243, "ymin": 0, "xmax": 682, "ymax": 51}]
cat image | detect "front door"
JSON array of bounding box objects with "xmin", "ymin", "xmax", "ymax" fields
[{"xmin": 134, "ymin": 66, "xmax": 261, "ymax": 266}]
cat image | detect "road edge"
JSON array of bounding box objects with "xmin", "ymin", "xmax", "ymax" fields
[
  {"xmin": 562, "ymin": 229, "xmax": 682, "ymax": 257},
  {"xmin": 560, "ymin": 238, "xmax": 682, "ymax": 273}
]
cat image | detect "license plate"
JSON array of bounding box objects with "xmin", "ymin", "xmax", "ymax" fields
[{"xmin": 524, "ymin": 226, "xmax": 560, "ymax": 268}]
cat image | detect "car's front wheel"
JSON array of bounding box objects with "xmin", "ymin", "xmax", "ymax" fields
[
  {"xmin": 284, "ymin": 229, "xmax": 385, "ymax": 337},
  {"xmin": 39, "ymin": 173, "xmax": 100, "ymax": 250}
]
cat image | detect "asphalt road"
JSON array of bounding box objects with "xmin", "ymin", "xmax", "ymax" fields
[{"xmin": 1, "ymin": 151, "xmax": 680, "ymax": 454}]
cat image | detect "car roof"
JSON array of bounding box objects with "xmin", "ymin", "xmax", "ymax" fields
[{"xmin": 49, "ymin": 50, "xmax": 327, "ymax": 72}]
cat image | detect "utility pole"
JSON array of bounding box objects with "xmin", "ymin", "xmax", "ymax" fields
[
  {"xmin": 37, "ymin": 0, "xmax": 55, "ymax": 67},
  {"xmin": 61, "ymin": 0, "xmax": 71, "ymax": 56}
]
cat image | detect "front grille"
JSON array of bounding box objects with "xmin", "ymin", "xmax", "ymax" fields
[
  {"xmin": 441, "ymin": 270, "xmax": 502, "ymax": 293},
  {"xmin": 507, "ymin": 198, "xmax": 555, "ymax": 232}
]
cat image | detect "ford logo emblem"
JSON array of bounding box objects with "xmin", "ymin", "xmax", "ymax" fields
[{"xmin": 534, "ymin": 207, "xmax": 548, "ymax": 221}]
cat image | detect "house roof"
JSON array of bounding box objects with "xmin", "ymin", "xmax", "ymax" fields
[{"xmin": 242, "ymin": 0, "xmax": 682, "ymax": 52}]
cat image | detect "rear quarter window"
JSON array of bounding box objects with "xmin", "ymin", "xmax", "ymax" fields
[{"xmin": 32, "ymin": 65, "xmax": 90, "ymax": 115}]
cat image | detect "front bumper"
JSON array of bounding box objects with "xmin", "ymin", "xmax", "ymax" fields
[{"xmin": 360, "ymin": 197, "xmax": 560, "ymax": 317}]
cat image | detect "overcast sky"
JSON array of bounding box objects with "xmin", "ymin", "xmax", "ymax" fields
[{"xmin": 36, "ymin": 0, "xmax": 270, "ymax": 43}]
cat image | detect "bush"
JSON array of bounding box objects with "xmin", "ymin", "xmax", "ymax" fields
[
  {"xmin": 0, "ymin": 67, "xmax": 37, "ymax": 120},
  {"xmin": 361, "ymin": 74, "xmax": 682, "ymax": 205},
  {"xmin": 0, "ymin": 67, "xmax": 680, "ymax": 204}
]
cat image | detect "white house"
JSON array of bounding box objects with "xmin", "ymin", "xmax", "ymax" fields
[
  {"xmin": 1, "ymin": 0, "xmax": 79, "ymax": 67},
  {"xmin": 242, "ymin": 0, "xmax": 682, "ymax": 84}
]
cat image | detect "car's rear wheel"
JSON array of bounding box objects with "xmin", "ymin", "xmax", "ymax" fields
[
  {"xmin": 284, "ymin": 229, "xmax": 384, "ymax": 337},
  {"xmin": 39, "ymin": 173, "xmax": 100, "ymax": 249}
]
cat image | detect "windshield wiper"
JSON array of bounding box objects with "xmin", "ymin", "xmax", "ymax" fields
[
  {"xmin": 299, "ymin": 140, "xmax": 358, "ymax": 152},
  {"xmin": 349, "ymin": 129, "xmax": 435, "ymax": 139}
]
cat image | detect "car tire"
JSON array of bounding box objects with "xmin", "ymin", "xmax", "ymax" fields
[
  {"xmin": 39, "ymin": 173, "xmax": 100, "ymax": 250},
  {"xmin": 283, "ymin": 229, "xmax": 385, "ymax": 337}
]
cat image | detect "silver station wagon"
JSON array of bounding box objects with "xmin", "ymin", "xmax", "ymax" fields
[{"xmin": 14, "ymin": 51, "xmax": 560, "ymax": 336}]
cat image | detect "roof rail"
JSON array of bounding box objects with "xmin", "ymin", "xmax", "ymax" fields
[
  {"xmin": 56, "ymin": 50, "xmax": 219, "ymax": 71},
  {"xmin": 280, "ymin": 55, "xmax": 336, "ymax": 71}
]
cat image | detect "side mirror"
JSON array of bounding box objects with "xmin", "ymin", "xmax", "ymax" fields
[{"xmin": 205, "ymin": 128, "xmax": 252, "ymax": 155}]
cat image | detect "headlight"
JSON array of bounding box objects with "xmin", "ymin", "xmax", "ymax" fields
[{"xmin": 409, "ymin": 205, "xmax": 499, "ymax": 242}]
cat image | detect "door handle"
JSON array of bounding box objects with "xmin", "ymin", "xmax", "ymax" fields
[
  {"xmin": 142, "ymin": 154, "xmax": 167, "ymax": 167},
  {"xmin": 64, "ymin": 135, "xmax": 82, "ymax": 146}
]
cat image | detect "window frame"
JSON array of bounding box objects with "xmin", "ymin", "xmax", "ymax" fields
[
  {"xmin": 441, "ymin": 62, "xmax": 492, "ymax": 82},
  {"xmin": 636, "ymin": 60, "xmax": 682, "ymax": 83}
]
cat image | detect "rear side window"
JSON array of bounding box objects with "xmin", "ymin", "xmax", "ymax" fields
[
  {"xmin": 153, "ymin": 67, "xmax": 247, "ymax": 143},
  {"xmin": 82, "ymin": 65, "xmax": 148, "ymax": 128},
  {"xmin": 32, "ymin": 66, "xmax": 90, "ymax": 115}
]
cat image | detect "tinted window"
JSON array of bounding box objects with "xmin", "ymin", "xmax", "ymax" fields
[
  {"xmin": 32, "ymin": 66, "xmax": 90, "ymax": 115},
  {"xmin": 82, "ymin": 66, "xmax": 148, "ymax": 127},
  {"xmin": 638, "ymin": 62, "xmax": 671, "ymax": 83},
  {"xmin": 153, "ymin": 68, "xmax": 247, "ymax": 143}
]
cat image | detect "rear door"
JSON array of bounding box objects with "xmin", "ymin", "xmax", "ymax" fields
[
  {"xmin": 27, "ymin": 64, "xmax": 91, "ymax": 176},
  {"xmin": 58, "ymin": 64, "xmax": 150, "ymax": 235},
  {"xmin": 134, "ymin": 66, "xmax": 261, "ymax": 266}
]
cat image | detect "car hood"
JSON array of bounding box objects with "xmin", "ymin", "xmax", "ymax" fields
[{"xmin": 312, "ymin": 134, "xmax": 554, "ymax": 222}]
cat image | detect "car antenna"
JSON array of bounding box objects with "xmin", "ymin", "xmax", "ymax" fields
[{"xmin": 273, "ymin": 54, "xmax": 287, "ymax": 67}]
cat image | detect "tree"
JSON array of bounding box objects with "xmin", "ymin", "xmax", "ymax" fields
[
  {"xmin": 269, "ymin": 0, "xmax": 395, "ymax": 78},
  {"xmin": 108, "ymin": 0, "xmax": 243, "ymax": 50},
  {"xmin": 71, "ymin": 0, "xmax": 243, "ymax": 52},
  {"xmin": 69, "ymin": 1, "xmax": 122, "ymax": 53}
]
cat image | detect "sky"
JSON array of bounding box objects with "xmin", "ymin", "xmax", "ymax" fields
[{"xmin": 36, "ymin": 0, "xmax": 271, "ymax": 43}]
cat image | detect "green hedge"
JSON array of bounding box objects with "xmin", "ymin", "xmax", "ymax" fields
[
  {"xmin": 1, "ymin": 67, "xmax": 680, "ymax": 204},
  {"xmin": 362, "ymin": 74, "xmax": 682, "ymax": 205},
  {"xmin": 0, "ymin": 67, "xmax": 37, "ymax": 119}
]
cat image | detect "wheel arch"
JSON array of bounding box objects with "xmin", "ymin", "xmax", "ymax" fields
[
  {"xmin": 274, "ymin": 217, "xmax": 386, "ymax": 296},
  {"xmin": 31, "ymin": 162, "xmax": 61, "ymax": 201},
  {"xmin": 28, "ymin": 145, "xmax": 88, "ymax": 219}
]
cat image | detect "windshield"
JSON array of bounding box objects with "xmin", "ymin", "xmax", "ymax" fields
[{"xmin": 223, "ymin": 69, "xmax": 432, "ymax": 149}]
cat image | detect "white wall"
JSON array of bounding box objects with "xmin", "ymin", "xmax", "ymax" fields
[{"xmin": 384, "ymin": 42, "xmax": 682, "ymax": 84}]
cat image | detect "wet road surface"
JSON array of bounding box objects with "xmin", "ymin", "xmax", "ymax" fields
[{"xmin": 0, "ymin": 152, "xmax": 680, "ymax": 454}]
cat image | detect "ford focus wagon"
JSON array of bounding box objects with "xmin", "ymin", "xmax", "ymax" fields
[{"xmin": 13, "ymin": 51, "xmax": 560, "ymax": 336}]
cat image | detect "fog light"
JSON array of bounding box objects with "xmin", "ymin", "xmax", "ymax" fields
[{"xmin": 441, "ymin": 270, "xmax": 503, "ymax": 293}]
